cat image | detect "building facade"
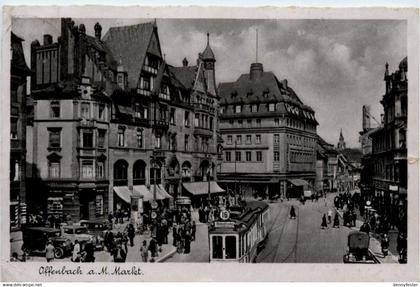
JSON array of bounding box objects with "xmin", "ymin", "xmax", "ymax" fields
[
  {"xmin": 368, "ymin": 58, "xmax": 407, "ymax": 231},
  {"xmin": 10, "ymin": 32, "xmax": 31, "ymax": 230},
  {"xmin": 27, "ymin": 18, "xmax": 220, "ymax": 222},
  {"xmin": 218, "ymin": 62, "xmax": 318, "ymax": 199},
  {"xmin": 316, "ymin": 136, "xmax": 338, "ymax": 193}
]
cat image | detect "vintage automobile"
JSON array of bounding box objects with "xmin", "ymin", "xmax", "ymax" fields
[
  {"xmin": 78, "ymin": 220, "xmax": 109, "ymax": 250},
  {"xmin": 60, "ymin": 225, "xmax": 96, "ymax": 250},
  {"xmin": 21, "ymin": 227, "xmax": 73, "ymax": 259},
  {"xmin": 343, "ymin": 231, "xmax": 379, "ymax": 264}
]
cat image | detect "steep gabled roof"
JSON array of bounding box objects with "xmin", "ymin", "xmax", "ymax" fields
[
  {"xmin": 341, "ymin": 148, "xmax": 362, "ymax": 163},
  {"xmin": 168, "ymin": 66, "xmax": 197, "ymax": 90},
  {"xmin": 11, "ymin": 32, "xmax": 31, "ymax": 75},
  {"xmin": 103, "ymin": 22, "xmax": 155, "ymax": 89}
]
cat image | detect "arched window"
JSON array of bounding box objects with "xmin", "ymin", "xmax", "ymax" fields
[
  {"xmin": 114, "ymin": 160, "xmax": 128, "ymax": 186},
  {"xmin": 133, "ymin": 160, "xmax": 146, "ymax": 185}
]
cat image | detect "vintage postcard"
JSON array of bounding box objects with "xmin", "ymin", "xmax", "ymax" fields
[{"xmin": 1, "ymin": 5, "xmax": 419, "ymax": 282}]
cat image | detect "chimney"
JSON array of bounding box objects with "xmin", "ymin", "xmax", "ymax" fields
[
  {"xmin": 362, "ymin": 105, "xmax": 371, "ymax": 131},
  {"xmin": 182, "ymin": 57, "xmax": 189, "ymax": 67},
  {"xmin": 94, "ymin": 22, "xmax": 102, "ymax": 40},
  {"xmin": 249, "ymin": 63, "xmax": 263, "ymax": 80},
  {"xmin": 43, "ymin": 34, "xmax": 53, "ymax": 45}
]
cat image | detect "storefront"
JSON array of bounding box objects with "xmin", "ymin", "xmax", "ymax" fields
[{"xmin": 182, "ymin": 181, "xmax": 225, "ymax": 208}]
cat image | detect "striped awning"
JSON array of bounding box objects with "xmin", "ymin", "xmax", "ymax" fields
[
  {"xmin": 113, "ymin": 186, "xmax": 131, "ymax": 204},
  {"xmin": 182, "ymin": 181, "xmax": 225, "ymax": 196}
]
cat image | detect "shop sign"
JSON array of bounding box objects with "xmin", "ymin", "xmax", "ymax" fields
[
  {"xmin": 220, "ymin": 210, "xmax": 230, "ymax": 220},
  {"xmin": 176, "ymin": 197, "xmax": 191, "ymax": 205},
  {"xmin": 151, "ymin": 211, "xmax": 157, "ymax": 219},
  {"xmin": 214, "ymin": 221, "xmax": 235, "ymax": 228},
  {"xmin": 373, "ymin": 180, "xmax": 388, "ymax": 190},
  {"xmin": 389, "ymin": 185, "xmax": 399, "ymax": 192},
  {"xmin": 151, "ymin": 200, "xmax": 158, "ymax": 209}
]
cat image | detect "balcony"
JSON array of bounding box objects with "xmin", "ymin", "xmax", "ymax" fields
[
  {"xmin": 152, "ymin": 119, "xmax": 169, "ymax": 130},
  {"xmin": 194, "ymin": 127, "xmax": 213, "ymax": 137},
  {"xmin": 194, "ymin": 103, "xmax": 215, "ymax": 113},
  {"xmin": 133, "ymin": 117, "xmax": 150, "ymax": 127},
  {"xmin": 77, "ymin": 148, "xmax": 96, "ymax": 157},
  {"xmin": 137, "ymin": 88, "xmax": 152, "ymax": 97},
  {"xmin": 159, "ymin": 93, "xmax": 170, "ymax": 101},
  {"xmin": 142, "ymin": 65, "xmax": 158, "ymax": 75}
]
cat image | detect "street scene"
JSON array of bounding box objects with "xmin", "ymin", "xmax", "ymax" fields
[{"xmin": 9, "ymin": 18, "xmax": 407, "ymax": 264}]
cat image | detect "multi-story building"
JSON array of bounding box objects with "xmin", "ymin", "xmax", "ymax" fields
[
  {"xmin": 26, "ymin": 18, "xmax": 221, "ymax": 221},
  {"xmin": 369, "ymin": 58, "xmax": 407, "ymax": 231},
  {"xmin": 218, "ymin": 62, "xmax": 318, "ymax": 199},
  {"xmin": 10, "ymin": 32, "xmax": 31, "ymax": 231},
  {"xmin": 316, "ymin": 136, "xmax": 338, "ymax": 193}
]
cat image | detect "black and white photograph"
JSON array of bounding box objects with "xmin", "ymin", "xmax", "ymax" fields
[{"xmin": 2, "ymin": 5, "xmax": 419, "ymax": 282}]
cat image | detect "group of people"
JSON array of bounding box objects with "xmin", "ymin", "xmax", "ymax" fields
[{"xmin": 321, "ymin": 209, "xmax": 340, "ymax": 229}]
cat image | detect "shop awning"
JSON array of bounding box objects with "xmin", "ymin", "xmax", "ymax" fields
[
  {"xmin": 182, "ymin": 181, "xmax": 225, "ymax": 196},
  {"xmin": 218, "ymin": 178, "xmax": 280, "ymax": 184},
  {"xmin": 133, "ymin": 185, "xmax": 154, "ymax": 202},
  {"xmin": 113, "ymin": 186, "xmax": 131, "ymax": 204},
  {"xmin": 133, "ymin": 185, "xmax": 172, "ymax": 201},
  {"xmin": 157, "ymin": 184, "xmax": 173, "ymax": 199},
  {"xmin": 288, "ymin": 179, "xmax": 309, "ymax": 187}
]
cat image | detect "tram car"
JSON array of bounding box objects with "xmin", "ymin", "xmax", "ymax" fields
[
  {"xmin": 343, "ymin": 231, "xmax": 379, "ymax": 264},
  {"xmin": 208, "ymin": 201, "xmax": 270, "ymax": 263}
]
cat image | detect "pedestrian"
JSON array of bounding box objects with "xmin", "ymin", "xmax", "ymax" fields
[
  {"xmin": 122, "ymin": 232, "xmax": 129, "ymax": 254},
  {"xmin": 172, "ymin": 224, "xmax": 178, "ymax": 247},
  {"xmin": 290, "ymin": 205, "xmax": 296, "ymax": 219},
  {"xmin": 191, "ymin": 221, "xmax": 196, "ymax": 241},
  {"xmin": 333, "ymin": 213, "xmax": 340, "ymax": 228},
  {"xmin": 321, "ymin": 214, "xmax": 328, "ymax": 229},
  {"xmin": 140, "ymin": 240, "xmax": 149, "ymax": 262},
  {"xmin": 352, "ymin": 211, "xmax": 357, "ymax": 227},
  {"xmin": 83, "ymin": 238, "xmax": 95, "ymax": 262},
  {"xmin": 72, "ymin": 240, "xmax": 81, "ymax": 262},
  {"xmin": 397, "ymin": 232, "xmax": 407, "ymax": 263},
  {"xmin": 381, "ymin": 234, "xmax": 390, "ymax": 257},
  {"xmin": 148, "ymin": 236, "xmax": 158, "ymax": 259},
  {"xmin": 184, "ymin": 230, "xmax": 191, "ymax": 254},
  {"xmin": 327, "ymin": 209, "xmax": 332, "ymax": 224},
  {"xmin": 127, "ymin": 223, "xmax": 135, "ymax": 247},
  {"xmin": 113, "ymin": 242, "xmax": 126, "ymax": 263},
  {"xmin": 45, "ymin": 240, "xmax": 55, "ymax": 262},
  {"xmin": 360, "ymin": 221, "xmax": 370, "ymax": 234}
]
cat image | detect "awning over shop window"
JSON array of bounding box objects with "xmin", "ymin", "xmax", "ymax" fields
[
  {"xmin": 113, "ymin": 186, "xmax": 131, "ymax": 204},
  {"xmin": 288, "ymin": 179, "xmax": 309, "ymax": 187},
  {"xmin": 157, "ymin": 184, "xmax": 173, "ymax": 199},
  {"xmin": 132, "ymin": 185, "xmax": 172, "ymax": 202},
  {"xmin": 182, "ymin": 181, "xmax": 225, "ymax": 196}
]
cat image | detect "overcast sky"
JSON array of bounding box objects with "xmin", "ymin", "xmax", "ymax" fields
[{"xmin": 12, "ymin": 18, "xmax": 406, "ymax": 148}]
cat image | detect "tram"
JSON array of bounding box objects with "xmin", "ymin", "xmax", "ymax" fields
[{"xmin": 208, "ymin": 201, "xmax": 270, "ymax": 263}]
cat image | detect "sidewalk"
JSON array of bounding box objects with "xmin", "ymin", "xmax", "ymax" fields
[{"xmin": 335, "ymin": 208, "xmax": 398, "ymax": 263}]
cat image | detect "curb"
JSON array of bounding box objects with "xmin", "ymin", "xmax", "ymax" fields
[{"xmin": 156, "ymin": 247, "xmax": 177, "ymax": 263}]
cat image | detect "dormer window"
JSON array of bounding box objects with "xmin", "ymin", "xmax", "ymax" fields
[
  {"xmin": 235, "ymin": 105, "xmax": 242, "ymax": 113},
  {"xmin": 268, "ymin": 103, "xmax": 276, "ymax": 112},
  {"xmin": 251, "ymin": 104, "xmax": 258, "ymax": 113}
]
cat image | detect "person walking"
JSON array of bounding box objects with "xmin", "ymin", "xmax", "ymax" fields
[
  {"xmin": 45, "ymin": 240, "xmax": 55, "ymax": 262},
  {"xmin": 72, "ymin": 240, "xmax": 81, "ymax": 262},
  {"xmin": 397, "ymin": 232, "xmax": 407, "ymax": 263},
  {"xmin": 127, "ymin": 223, "xmax": 135, "ymax": 247},
  {"xmin": 333, "ymin": 213, "xmax": 340, "ymax": 228},
  {"xmin": 83, "ymin": 238, "xmax": 95, "ymax": 262},
  {"xmin": 191, "ymin": 221, "xmax": 196, "ymax": 241},
  {"xmin": 184, "ymin": 230, "xmax": 191, "ymax": 254},
  {"xmin": 290, "ymin": 205, "xmax": 296, "ymax": 219},
  {"xmin": 140, "ymin": 240, "xmax": 149, "ymax": 263},
  {"xmin": 148, "ymin": 237, "xmax": 158, "ymax": 260},
  {"xmin": 113, "ymin": 242, "xmax": 126, "ymax": 263},
  {"xmin": 327, "ymin": 209, "xmax": 333, "ymax": 224},
  {"xmin": 321, "ymin": 214, "xmax": 328, "ymax": 229},
  {"xmin": 381, "ymin": 233, "xmax": 390, "ymax": 257}
]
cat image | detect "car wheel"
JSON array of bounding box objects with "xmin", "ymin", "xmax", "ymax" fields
[{"xmin": 54, "ymin": 247, "xmax": 64, "ymax": 259}]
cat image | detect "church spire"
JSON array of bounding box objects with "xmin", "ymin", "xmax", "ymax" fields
[{"xmin": 337, "ymin": 128, "xmax": 346, "ymax": 150}]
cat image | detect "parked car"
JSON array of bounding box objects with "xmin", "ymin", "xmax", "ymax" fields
[
  {"xmin": 79, "ymin": 220, "xmax": 109, "ymax": 250},
  {"xmin": 343, "ymin": 231, "xmax": 379, "ymax": 264},
  {"xmin": 21, "ymin": 227, "xmax": 73, "ymax": 259},
  {"xmin": 60, "ymin": 225, "xmax": 95, "ymax": 250}
]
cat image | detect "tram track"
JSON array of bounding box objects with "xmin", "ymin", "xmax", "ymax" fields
[{"xmin": 277, "ymin": 206, "xmax": 300, "ymax": 263}]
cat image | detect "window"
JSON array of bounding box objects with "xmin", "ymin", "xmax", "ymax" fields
[
  {"xmin": 81, "ymin": 102, "xmax": 90, "ymax": 119},
  {"xmin": 274, "ymin": 134, "xmax": 279, "ymax": 143},
  {"xmin": 136, "ymin": 129, "xmax": 143, "ymax": 148},
  {"xmin": 117, "ymin": 127, "xmax": 125, "ymax": 147},
  {"xmin": 229, "ymin": 119, "xmax": 234, "ymax": 126},
  {"xmin": 246, "ymin": 151, "xmax": 252, "ymax": 161},
  {"xmin": 235, "ymin": 151, "xmax": 241, "ymax": 161},
  {"xmin": 256, "ymin": 119, "xmax": 261, "ymax": 127},
  {"xmin": 96, "ymin": 161, "xmax": 105, "ymax": 178},
  {"xmin": 96, "ymin": 195, "xmax": 104, "ymax": 215},
  {"xmin": 236, "ymin": 135, "xmax": 242, "ymax": 145},
  {"xmin": 246, "ymin": 135, "xmax": 251, "ymax": 144},
  {"xmin": 82, "ymin": 160, "xmax": 94, "ymax": 178},
  {"xmin": 49, "ymin": 129, "xmax": 61, "ymax": 148},
  {"xmin": 227, "ymin": 135, "xmax": 232, "ymax": 145},
  {"xmin": 11, "ymin": 120, "xmax": 17, "ymax": 139},
  {"xmin": 274, "ymin": 152, "xmax": 280, "ymax": 161},
  {"xmin": 184, "ymin": 135, "xmax": 189, "ymax": 151},
  {"xmin": 238, "ymin": 119, "xmax": 243, "ymax": 127},
  {"xmin": 170, "ymin": 108, "xmax": 175, "ymax": 125},
  {"xmin": 194, "ymin": 114, "xmax": 199, "ymax": 127},
  {"xmin": 212, "ymin": 236, "xmax": 223, "ymax": 259},
  {"xmin": 50, "ymin": 101, "xmax": 60, "ymax": 118},
  {"xmin": 155, "ymin": 134, "xmax": 161, "ymax": 149},
  {"xmin": 256, "ymin": 135, "xmax": 261, "ymax": 144},
  {"xmin": 82, "ymin": 130, "xmax": 93, "ymax": 148},
  {"xmin": 226, "ymin": 152, "xmax": 231, "ymax": 162},
  {"xmin": 247, "ymin": 119, "xmax": 252, "ymax": 126},
  {"xmin": 256, "ymin": 151, "xmax": 262, "ymax": 162},
  {"xmin": 142, "ymin": 76, "xmax": 151, "ymax": 90},
  {"xmin": 184, "ymin": 111, "xmax": 190, "ymax": 127},
  {"xmin": 135, "ymin": 103, "xmax": 141, "ymax": 118},
  {"xmin": 268, "ymin": 103, "xmax": 276, "ymax": 112},
  {"xmin": 275, "ymin": 118, "xmax": 280, "ymax": 126},
  {"xmin": 98, "ymin": 129, "xmax": 106, "ymax": 148},
  {"xmin": 251, "ymin": 104, "xmax": 258, "ymax": 113},
  {"xmin": 209, "ymin": 117, "xmax": 214, "ymax": 130},
  {"xmin": 98, "ymin": 104, "xmax": 105, "ymax": 120},
  {"xmin": 48, "ymin": 161, "xmax": 60, "ymax": 178},
  {"xmin": 225, "ymin": 236, "xmax": 237, "ymax": 259},
  {"xmin": 235, "ymin": 105, "xmax": 242, "ymax": 113}
]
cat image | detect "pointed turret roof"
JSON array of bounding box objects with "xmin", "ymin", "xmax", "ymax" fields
[{"xmin": 201, "ymin": 32, "xmax": 215, "ymax": 61}]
